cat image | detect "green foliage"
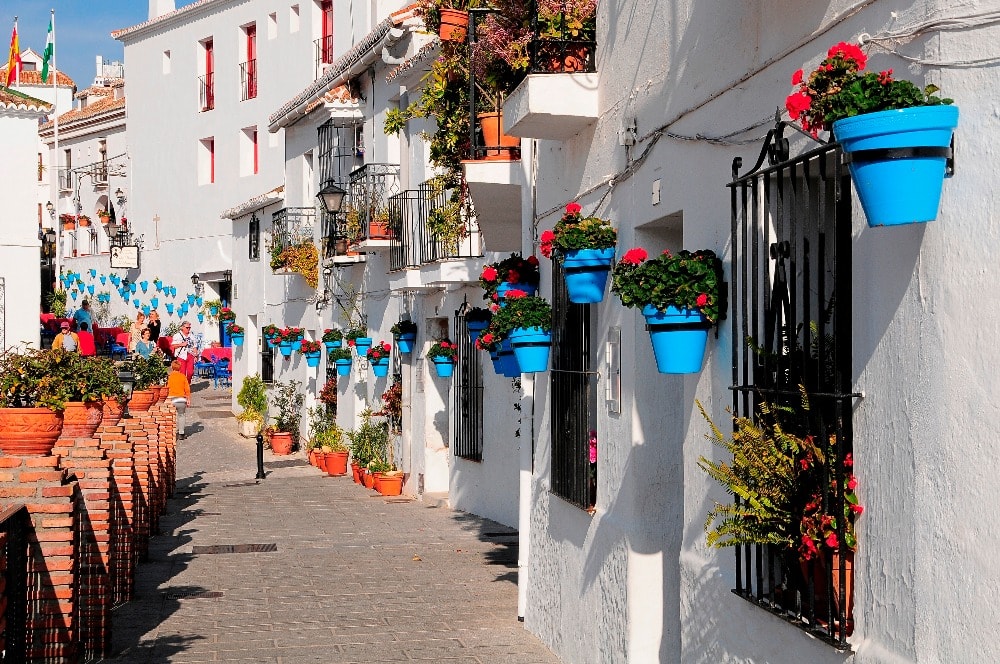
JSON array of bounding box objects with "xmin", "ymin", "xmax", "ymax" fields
[
  {"xmin": 0, "ymin": 348, "xmax": 75, "ymax": 411},
  {"xmin": 347, "ymin": 409, "xmax": 389, "ymax": 468},
  {"xmin": 308, "ymin": 406, "xmax": 347, "ymax": 452},
  {"xmin": 321, "ymin": 328, "xmax": 343, "ymax": 342},
  {"xmin": 329, "ymin": 347, "xmax": 353, "ymax": 362},
  {"xmin": 270, "ymin": 380, "xmax": 304, "ymax": 438},
  {"xmin": 383, "ymin": 107, "xmax": 409, "ymax": 136},
  {"xmin": 390, "ymin": 320, "xmax": 418, "ymax": 336},
  {"xmin": 237, "ymin": 374, "xmax": 268, "ymax": 421},
  {"xmin": 611, "ymin": 248, "xmax": 725, "ymax": 323},
  {"xmin": 47, "ymin": 289, "xmax": 67, "ymax": 317},
  {"xmin": 123, "ymin": 354, "xmax": 169, "ymax": 391},
  {"xmin": 426, "ymin": 339, "xmax": 458, "ymax": 361},
  {"xmin": 490, "ymin": 294, "xmax": 553, "ymax": 337},
  {"xmin": 67, "ymin": 355, "xmax": 125, "ymax": 403},
  {"xmin": 345, "ymin": 327, "xmax": 367, "ymax": 342},
  {"xmin": 541, "ymin": 204, "xmax": 616, "ymax": 260},
  {"xmin": 427, "ymin": 195, "xmax": 466, "ymax": 253}
]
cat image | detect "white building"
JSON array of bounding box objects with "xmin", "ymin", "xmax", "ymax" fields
[{"xmin": 0, "ymin": 86, "xmax": 50, "ymax": 349}]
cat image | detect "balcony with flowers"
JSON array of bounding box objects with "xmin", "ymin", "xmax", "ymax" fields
[
  {"xmin": 346, "ymin": 163, "xmax": 400, "ymax": 250},
  {"xmin": 269, "ymin": 207, "xmax": 319, "ymax": 287}
]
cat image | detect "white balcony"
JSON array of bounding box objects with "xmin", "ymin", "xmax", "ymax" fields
[
  {"xmin": 503, "ymin": 72, "xmax": 599, "ymax": 140},
  {"xmin": 463, "ymin": 160, "xmax": 524, "ymax": 253}
]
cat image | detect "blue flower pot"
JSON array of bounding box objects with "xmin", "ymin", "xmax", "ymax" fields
[
  {"xmin": 305, "ymin": 351, "xmax": 321, "ymax": 368},
  {"xmin": 432, "ymin": 357, "xmax": 455, "ymax": 378},
  {"xmin": 266, "ymin": 335, "xmax": 277, "ymax": 348},
  {"xmin": 129, "ymin": 283, "xmax": 137, "ymax": 294},
  {"xmin": 497, "ymin": 338, "xmax": 521, "ymax": 377},
  {"xmin": 395, "ymin": 332, "xmax": 416, "ymax": 354},
  {"xmin": 132, "ymin": 298, "xmax": 140, "ymax": 308},
  {"xmin": 89, "ymin": 269, "xmax": 97, "ymax": 278},
  {"xmin": 139, "ymin": 281, "xmax": 148, "ymax": 293},
  {"xmin": 150, "ymin": 297, "xmax": 159, "ymax": 308},
  {"xmin": 210, "ymin": 306, "xmax": 219, "ymax": 316},
  {"xmin": 642, "ymin": 304, "xmax": 711, "ymax": 374},
  {"xmin": 353, "ymin": 337, "xmax": 373, "ymax": 354},
  {"xmin": 563, "ymin": 247, "xmax": 615, "ymax": 303},
  {"xmin": 165, "ymin": 303, "xmax": 174, "ymax": 315},
  {"xmin": 508, "ymin": 326, "xmax": 552, "ymax": 373},
  {"xmin": 497, "ymin": 281, "xmax": 537, "ymax": 307},
  {"xmin": 142, "ymin": 306, "xmax": 151, "ymax": 316},
  {"xmin": 489, "ymin": 350, "xmax": 504, "ymax": 376},
  {"xmin": 154, "ymin": 281, "xmax": 162, "ymax": 292},
  {"xmin": 335, "ymin": 358, "xmax": 353, "ymax": 376},
  {"xmin": 87, "ymin": 285, "xmax": 95, "ymax": 295},
  {"xmin": 324, "ymin": 340, "xmax": 342, "ymax": 353},
  {"xmin": 196, "ymin": 297, "xmax": 204, "ymax": 307},
  {"xmin": 278, "ymin": 341, "xmax": 293, "ymax": 358},
  {"xmin": 71, "ymin": 291, "xmax": 78, "ymax": 301},
  {"xmin": 99, "ymin": 276, "xmax": 107, "ymax": 285},
  {"xmin": 833, "ymin": 105, "xmax": 959, "ymax": 227},
  {"xmin": 371, "ymin": 358, "xmax": 390, "ymax": 377},
  {"xmin": 187, "ymin": 295, "xmax": 195, "ymax": 305},
  {"xmin": 197, "ymin": 313, "xmax": 205, "ymax": 323},
  {"xmin": 292, "ymin": 339, "xmax": 302, "ymax": 352},
  {"xmin": 466, "ymin": 318, "xmax": 490, "ymax": 344},
  {"xmin": 231, "ymin": 333, "xmax": 244, "ymax": 347}
]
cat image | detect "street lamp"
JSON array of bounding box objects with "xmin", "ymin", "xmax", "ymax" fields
[
  {"xmin": 115, "ymin": 187, "xmax": 126, "ymax": 206},
  {"xmin": 117, "ymin": 368, "xmax": 135, "ymax": 420},
  {"xmin": 316, "ymin": 180, "xmax": 346, "ymax": 213},
  {"xmin": 46, "ymin": 201, "xmax": 55, "ymax": 219},
  {"xmin": 191, "ymin": 273, "xmax": 204, "ymax": 295}
]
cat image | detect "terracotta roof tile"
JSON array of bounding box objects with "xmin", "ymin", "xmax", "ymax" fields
[
  {"xmin": 39, "ymin": 95, "xmax": 126, "ymax": 130},
  {"xmin": 0, "ymin": 66, "xmax": 75, "ymax": 87},
  {"xmin": 0, "ymin": 86, "xmax": 51, "ymax": 112},
  {"xmin": 304, "ymin": 85, "xmax": 359, "ymax": 114},
  {"xmin": 75, "ymin": 85, "xmax": 116, "ymax": 100}
]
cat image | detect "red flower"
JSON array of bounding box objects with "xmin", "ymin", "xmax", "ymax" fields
[
  {"xmin": 850, "ymin": 504, "xmax": 864, "ymax": 515},
  {"xmin": 440, "ymin": 341, "xmax": 450, "ymax": 348},
  {"xmin": 489, "ymin": 303, "xmax": 500, "ymax": 313},
  {"xmin": 828, "ymin": 41, "xmax": 867, "ymax": 69},
  {"xmin": 847, "ymin": 475, "xmax": 858, "ymax": 490},
  {"xmin": 527, "ymin": 255, "xmax": 539, "ymax": 266},
  {"xmin": 696, "ymin": 293, "xmax": 709, "ymax": 307},
  {"xmin": 565, "ymin": 202, "xmax": 582, "ymax": 215},
  {"xmin": 382, "ymin": 342, "xmax": 391, "ymax": 351},
  {"xmin": 540, "ymin": 230, "xmax": 555, "ymax": 259},
  {"xmin": 785, "ymin": 90, "xmax": 812, "ymax": 121},
  {"xmin": 620, "ymin": 248, "xmax": 648, "ymax": 265},
  {"xmin": 825, "ymin": 532, "xmax": 839, "ymax": 548},
  {"xmin": 791, "ymin": 68, "xmax": 803, "ymax": 85},
  {"xmin": 844, "ymin": 453, "xmax": 853, "ymax": 467},
  {"xmin": 541, "ymin": 230, "xmax": 555, "ymax": 243},
  {"xmin": 507, "ymin": 269, "xmax": 520, "ymax": 283},
  {"xmin": 348, "ymin": 339, "xmax": 355, "ymax": 346},
  {"xmin": 877, "ymin": 69, "xmax": 893, "ymax": 85},
  {"xmin": 481, "ymin": 333, "xmax": 493, "ymax": 344},
  {"xmin": 481, "ymin": 266, "xmax": 498, "ymax": 282},
  {"xmin": 505, "ymin": 289, "xmax": 527, "ymax": 299}
]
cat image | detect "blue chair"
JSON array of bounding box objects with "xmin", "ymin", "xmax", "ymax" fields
[
  {"xmin": 213, "ymin": 358, "xmax": 232, "ymax": 388},
  {"xmin": 194, "ymin": 354, "xmax": 217, "ymax": 382},
  {"xmin": 109, "ymin": 333, "xmax": 129, "ymax": 361}
]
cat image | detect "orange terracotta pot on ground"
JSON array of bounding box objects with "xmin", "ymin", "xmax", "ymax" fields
[
  {"xmin": 351, "ymin": 462, "xmax": 362, "ymax": 484},
  {"xmin": 362, "ymin": 470, "xmax": 376, "ymax": 489},
  {"xmin": 477, "ymin": 112, "xmax": 520, "ymax": 160},
  {"xmin": 377, "ymin": 473, "xmax": 403, "ymax": 496},
  {"xmin": 128, "ymin": 389, "xmax": 158, "ymax": 412},
  {"xmin": 62, "ymin": 401, "xmax": 104, "ymax": 438},
  {"xmin": 308, "ymin": 450, "xmax": 320, "ymax": 467},
  {"xmin": 0, "ymin": 407, "xmax": 64, "ymax": 455},
  {"xmin": 438, "ymin": 8, "xmax": 468, "ymax": 43},
  {"xmin": 325, "ymin": 451, "xmax": 349, "ymax": 476},
  {"xmin": 372, "ymin": 472, "xmax": 383, "ymax": 493},
  {"xmin": 270, "ymin": 432, "xmax": 294, "ymax": 455}
]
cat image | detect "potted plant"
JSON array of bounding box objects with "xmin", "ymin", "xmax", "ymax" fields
[
  {"xmin": 307, "ymin": 406, "xmax": 349, "ymax": 475},
  {"xmin": 479, "ymin": 253, "xmax": 541, "ymax": 303},
  {"xmin": 373, "ymin": 378, "xmax": 402, "ymax": 435},
  {"xmin": 417, "ymin": 0, "xmax": 480, "ymax": 42},
  {"xmin": 366, "ymin": 341, "xmax": 392, "ymax": 378},
  {"xmin": 474, "ymin": 322, "xmax": 507, "ymax": 376},
  {"xmin": 540, "ymin": 202, "xmax": 617, "ymax": 303},
  {"xmin": 0, "ymin": 348, "xmax": 73, "ymax": 455},
  {"xmin": 490, "ymin": 290, "xmax": 552, "ymax": 373},
  {"xmin": 321, "ymin": 328, "xmax": 343, "ymax": 353},
  {"xmin": 269, "ymin": 380, "xmax": 304, "ymax": 455},
  {"xmin": 218, "ymin": 307, "xmax": 236, "ymax": 327},
  {"xmin": 263, "ymin": 323, "xmax": 280, "ymax": 347},
  {"xmin": 64, "ymin": 355, "xmax": 124, "ymax": 438},
  {"xmin": 464, "ymin": 307, "xmax": 492, "ymax": 344},
  {"xmin": 318, "ymin": 375, "xmax": 338, "ymax": 413},
  {"xmin": 347, "ymin": 409, "xmax": 389, "ymax": 486},
  {"xmin": 786, "ymin": 41, "xmax": 956, "ymax": 227},
  {"xmin": 476, "ymin": 0, "xmax": 595, "ymax": 74},
  {"xmin": 60, "ymin": 213, "xmax": 76, "ymax": 231},
  {"xmin": 345, "ymin": 327, "xmax": 372, "ymax": 354},
  {"xmin": 228, "ymin": 323, "xmax": 245, "ymax": 347},
  {"xmin": 331, "ymin": 346, "xmax": 354, "ymax": 376},
  {"xmin": 300, "ymin": 339, "xmax": 323, "ymax": 367},
  {"xmin": 277, "ymin": 241, "xmax": 320, "ymax": 288},
  {"xmin": 390, "ymin": 319, "xmax": 418, "ymax": 354},
  {"xmin": 77, "ymin": 214, "xmax": 92, "ymax": 228},
  {"xmin": 236, "ymin": 374, "xmax": 268, "ymax": 438},
  {"xmin": 611, "ymin": 248, "xmax": 724, "ymax": 374},
  {"xmin": 123, "ymin": 355, "xmax": 169, "ymax": 411},
  {"xmin": 202, "ymin": 298, "xmax": 223, "ymax": 318},
  {"xmin": 426, "ymin": 339, "xmax": 459, "ymax": 377}
]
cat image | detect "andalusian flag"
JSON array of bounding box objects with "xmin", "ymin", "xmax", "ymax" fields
[
  {"xmin": 5, "ymin": 22, "xmax": 21, "ymax": 87},
  {"xmin": 41, "ymin": 17, "xmax": 54, "ymax": 83}
]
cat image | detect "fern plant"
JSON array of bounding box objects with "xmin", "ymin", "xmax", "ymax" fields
[{"xmin": 697, "ymin": 392, "xmax": 819, "ymax": 549}]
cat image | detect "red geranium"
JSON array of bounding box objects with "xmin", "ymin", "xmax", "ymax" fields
[
  {"xmin": 481, "ymin": 266, "xmax": 498, "ymax": 282},
  {"xmin": 565, "ymin": 202, "xmax": 582, "ymax": 216},
  {"xmin": 504, "ymin": 289, "xmax": 527, "ymax": 299},
  {"xmin": 621, "ymin": 248, "xmax": 648, "ymax": 265},
  {"xmin": 696, "ymin": 293, "xmax": 709, "ymax": 307}
]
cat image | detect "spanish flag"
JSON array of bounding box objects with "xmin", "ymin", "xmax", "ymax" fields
[{"xmin": 5, "ymin": 21, "xmax": 21, "ymax": 87}]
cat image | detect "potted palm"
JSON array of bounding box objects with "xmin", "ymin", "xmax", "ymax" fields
[
  {"xmin": 390, "ymin": 320, "xmax": 418, "ymax": 354},
  {"xmin": 269, "ymin": 380, "xmax": 304, "ymax": 455},
  {"xmin": 490, "ymin": 291, "xmax": 552, "ymax": 373},
  {"xmin": 0, "ymin": 348, "xmax": 73, "ymax": 455},
  {"xmin": 426, "ymin": 339, "xmax": 459, "ymax": 377},
  {"xmin": 540, "ymin": 202, "xmax": 617, "ymax": 303},
  {"xmin": 236, "ymin": 374, "xmax": 268, "ymax": 438},
  {"xmin": 786, "ymin": 41, "xmax": 956, "ymax": 227},
  {"xmin": 366, "ymin": 341, "xmax": 392, "ymax": 378},
  {"xmin": 611, "ymin": 248, "xmax": 724, "ymax": 374}
]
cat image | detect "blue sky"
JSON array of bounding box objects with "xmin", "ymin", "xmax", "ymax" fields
[{"xmin": 2, "ymin": 1, "xmax": 196, "ymax": 90}]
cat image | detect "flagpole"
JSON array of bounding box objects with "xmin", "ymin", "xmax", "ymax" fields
[
  {"xmin": 14, "ymin": 18, "xmax": 18, "ymax": 86},
  {"xmin": 51, "ymin": 9, "xmax": 61, "ymax": 290}
]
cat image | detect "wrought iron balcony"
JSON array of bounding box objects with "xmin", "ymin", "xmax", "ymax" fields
[
  {"xmin": 347, "ymin": 163, "xmax": 400, "ymax": 244},
  {"xmin": 319, "ymin": 210, "xmax": 362, "ymax": 261},
  {"xmin": 240, "ymin": 59, "xmax": 257, "ymax": 101},
  {"xmin": 314, "ymin": 35, "xmax": 334, "ymax": 78},
  {"xmin": 270, "ymin": 207, "xmax": 316, "ymax": 268},
  {"xmin": 526, "ymin": 0, "xmax": 596, "ymax": 74},
  {"xmin": 387, "ymin": 180, "xmax": 483, "ymax": 273},
  {"xmin": 199, "ymin": 72, "xmax": 215, "ymax": 111}
]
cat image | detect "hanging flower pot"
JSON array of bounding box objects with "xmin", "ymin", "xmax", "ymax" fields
[
  {"xmin": 324, "ymin": 340, "xmax": 341, "ymax": 353},
  {"xmin": 438, "ymin": 8, "xmax": 469, "ymax": 43},
  {"xmin": 353, "ymin": 336, "xmax": 373, "ymax": 354},
  {"xmin": 642, "ymin": 305, "xmax": 711, "ymax": 374},
  {"xmin": 196, "ymin": 296, "xmax": 204, "ymax": 307},
  {"xmin": 99, "ymin": 275, "xmax": 107, "ymax": 285},
  {"xmin": 143, "ymin": 306, "xmax": 151, "ymax": 317},
  {"xmin": 197, "ymin": 312, "xmax": 204, "ymax": 323},
  {"xmin": 166, "ymin": 303, "xmax": 174, "ymax": 315},
  {"xmin": 335, "ymin": 358, "xmax": 353, "ymax": 376},
  {"xmin": 497, "ymin": 338, "xmax": 521, "ymax": 377},
  {"xmin": 563, "ymin": 247, "xmax": 615, "ymax": 303},
  {"xmin": 432, "ymin": 357, "xmax": 455, "ymax": 378},
  {"xmin": 139, "ymin": 281, "xmax": 148, "ymax": 293},
  {"xmin": 278, "ymin": 341, "xmax": 293, "ymax": 358},
  {"xmin": 230, "ymin": 332, "xmax": 245, "ymax": 347},
  {"xmin": 371, "ymin": 357, "xmax": 390, "ymax": 377},
  {"xmin": 304, "ymin": 351, "xmax": 322, "ymax": 368},
  {"xmin": 209, "ymin": 305, "xmax": 220, "ymax": 317},
  {"xmin": 150, "ymin": 296, "xmax": 159, "ymax": 308},
  {"xmin": 508, "ymin": 327, "xmax": 552, "ymax": 373},
  {"xmin": 395, "ymin": 332, "xmax": 416, "ymax": 354},
  {"xmin": 87, "ymin": 285, "xmax": 95, "ymax": 295},
  {"xmin": 489, "ymin": 349, "xmax": 504, "ymax": 376},
  {"xmin": 496, "ymin": 281, "xmax": 537, "ymax": 305},
  {"xmin": 291, "ymin": 339, "xmax": 302, "ymax": 352},
  {"xmin": 834, "ymin": 106, "xmax": 958, "ymax": 227}
]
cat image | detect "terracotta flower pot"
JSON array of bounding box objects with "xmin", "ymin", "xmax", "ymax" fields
[
  {"xmin": 77, "ymin": 217, "xmax": 91, "ymax": 227},
  {"xmin": 128, "ymin": 389, "xmax": 158, "ymax": 412},
  {"xmin": 102, "ymin": 398, "xmax": 124, "ymax": 427},
  {"xmin": 477, "ymin": 112, "xmax": 520, "ymax": 160},
  {"xmin": 325, "ymin": 451, "xmax": 349, "ymax": 477},
  {"xmin": 62, "ymin": 401, "xmax": 104, "ymax": 438},
  {"xmin": 438, "ymin": 8, "xmax": 468, "ymax": 43},
  {"xmin": 62, "ymin": 221, "xmax": 75, "ymax": 231},
  {"xmin": 377, "ymin": 473, "xmax": 403, "ymax": 496},
  {"xmin": 0, "ymin": 407, "xmax": 65, "ymax": 456},
  {"xmin": 362, "ymin": 470, "xmax": 376, "ymax": 489},
  {"xmin": 270, "ymin": 431, "xmax": 294, "ymax": 455},
  {"xmin": 372, "ymin": 472, "xmax": 384, "ymax": 493},
  {"xmin": 351, "ymin": 462, "xmax": 363, "ymax": 484},
  {"xmin": 308, "ymin": 449, "xmax": 320, "ymax": 467}
]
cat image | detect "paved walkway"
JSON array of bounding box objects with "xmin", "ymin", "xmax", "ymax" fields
[{"xmin": 104, "ymin": 383, "xmax": 560, "ymax": 663}]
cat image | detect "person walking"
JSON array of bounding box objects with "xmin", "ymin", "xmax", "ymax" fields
[
  {"xmin": 77, "ymin": 322, "xmax": 97, "ymax": 357},
  {"xmin": 171, "ymin": 321, "xmax": 196, "ymax": 381},
  {"xmin": 72, "ymin": 300, "xmax": 93, "ymax": 331},
  {"xmin": 52, "ymin": 321, "xmax": 80, "ymax": 352},
  {"xmin": 166, "ymin": 359, "xmax": 192, "ymax": 440}
]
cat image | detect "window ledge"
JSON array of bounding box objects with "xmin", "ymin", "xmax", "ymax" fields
[{"xmin": 503, "ymin": 72, "xmax": 599, "ymax": 141}]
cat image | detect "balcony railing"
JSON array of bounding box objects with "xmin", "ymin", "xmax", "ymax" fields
[
  {"xmin": 527, "ymin": 0, "xmax": 597, "ymax": 74},
  {"xmin": 270, "ymin": 207, "xmax": 316, "ymax": 267},
  {"xmin": 199, "ymin": 72, "xmax": 215, "ymax": 111},
  {"xmin": 388, "ymin": 180, "xmax": 483, "ymax": 272},
  {"xmin": 320, "ymin": 210, "xmax": 353, "ymax": 259},
  {"xmin": 314, "ymin": 35, "xmax": 334, "ymax": 78},
  {"xmin": 240, "ymin": 59, "xmax": 257, "ymax": 101},
  {"xmin": 347, "ymin": 163, "xmax": 400, "ymax": 243},
  {"xmin": 58, "ymin": 168, "xmax": 73, "ymax": 190}
]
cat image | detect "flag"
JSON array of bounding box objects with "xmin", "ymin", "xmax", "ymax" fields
[
  {"xmin": 41, "ymin": 17, "xmax": 54, "ymax": 83},
  {"xmin": 5, "ymin": 22, "xmax": 21, "ymax": 87}
]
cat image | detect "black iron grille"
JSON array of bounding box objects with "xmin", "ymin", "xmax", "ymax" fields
[{"xmin": 454, "ymin": 312, "xmax": 484, "ymax": 461}]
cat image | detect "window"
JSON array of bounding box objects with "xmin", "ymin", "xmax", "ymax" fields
[
  {"xmin": 199, "ymin": 137, "xmax": 215, "ymax": 185},
  {"xmin": 727, "ymin": 122, "xmax": 856, "ymax": 648},
  {"xmin": 261, "ymin": 338, "xmax": 274, "ymax": 383},
  {"xmin": 550, "ymin": 262, "xmax": 597, "ymax": 511},
  {"xmin": 289, "ymin": 5, "xmax": 300, "ymax": 33},
  {"xmin": 162, "ymin": 49, "xmax": 171, "ymax": 74},
  {"xmin": 240, "ymin": 126, "xmax": 258, "ymax": 176},
  {"xmin": 97, "ymin": 139, "xmax": 108, "ymax": 183},
  {"xmin": 241, "ymin": 24, "xmax": 257, "ymax": 101},
  {"xmin": 267, "ymin": 12, "xmax": 277, "ymax": 39},
  {"xmin": 320, "ymin": 0, "xmax": 333, "ymax": 63},
  {"xmin": 249, "ymin": 214, "xmax": 260, "ymax": 261},
  {"xmin": 200, "ymin": 39, "xmax": 214, "ymax": 111},
  {"xmin": 454, "ymin": 311, "xmax": 483, "ymax": 461}
]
